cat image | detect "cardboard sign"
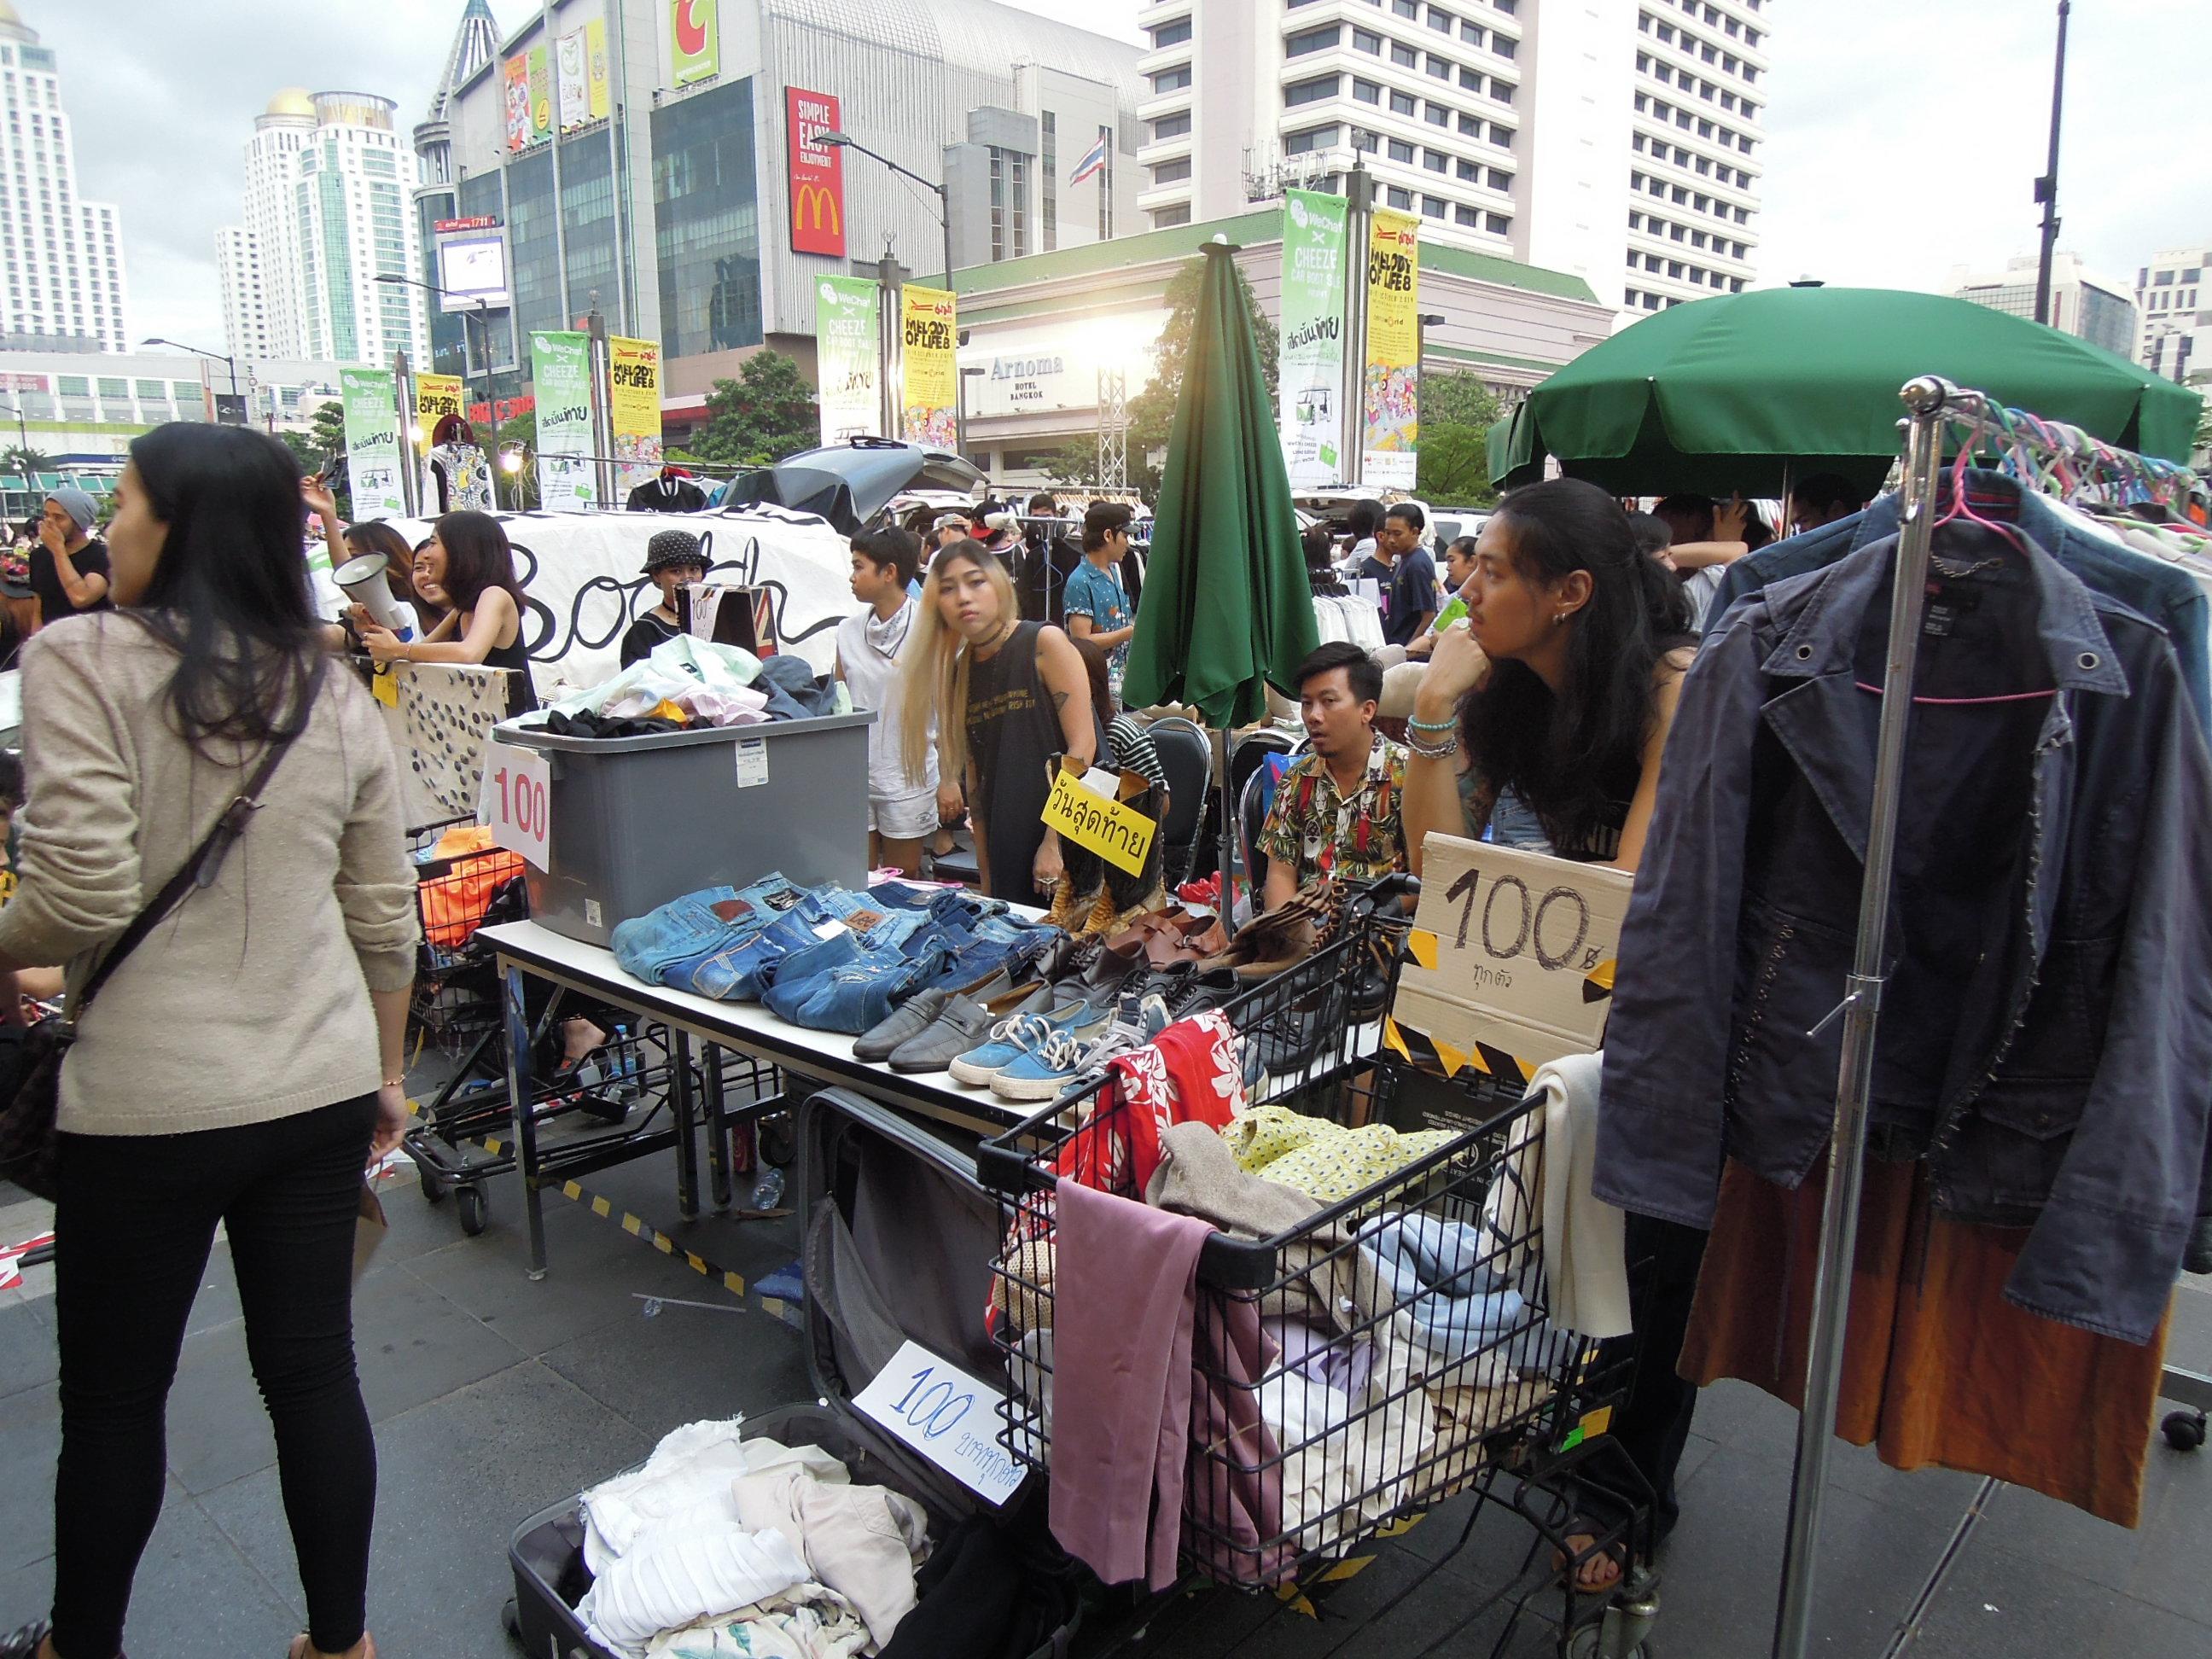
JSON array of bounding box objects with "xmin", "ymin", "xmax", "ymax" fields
[
  {"xmin": 1041, "ymin": 760, "xmax": 1155, "ymax": 876},
  {"xmin": 852, "ymin": 1339, "xmax": 1024, "ymax": 1505},
  {"xmin": 1389, "ymin": 833, "xmax": 1633, "ymax": 1077},
  {"xmin": 479, "ymin": 741, "xmax": 552, "ymax": 871}
]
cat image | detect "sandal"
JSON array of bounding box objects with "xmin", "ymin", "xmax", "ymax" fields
[
  {"xmin": 1551, "ymin": 1525, "xmax": 1627, "ymax": 1594},
  {"xmin": 288, "ymin": 1637, "xmax": 378, "ymax": 1659}
]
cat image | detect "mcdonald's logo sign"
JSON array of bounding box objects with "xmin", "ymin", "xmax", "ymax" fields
[{"xmin": 786, "ymin": 86, "xmax": 847, "ymax": 257}]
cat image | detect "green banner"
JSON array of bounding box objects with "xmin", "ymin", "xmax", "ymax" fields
[
  {"xmin": 672, "ymin": 0, "xmax": 719, "ymax": 86},
  {"xmin": 1278, "ymin": 189, "xmax": 1349, "ymax": 489},
  {"xmin": 529, "ymin": 329, "xmax": 597, "ymax": 514},
  {"xmin": 339, "ymin": 367, "xmax": 405, "ymax": 519},
  {"xmin": 815, "ymin": 275, "xmax": 881, "ymax": 445}
]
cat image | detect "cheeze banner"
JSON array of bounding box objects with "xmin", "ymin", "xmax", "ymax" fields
[
  {"xmin": 608, "ymin": 336, "xmax": 663, "ymax": 498},
  {"xmin": 900, "ymin": 284, "xmax": 958, "ymax": 450},
  {"xmin": 530, "ymin": 330, "xmax": 597, "ymax": 515},
  {"xmin": 786, "ymin": 87, "xmax": 847, "ymax": 258},
  {"xmin": 816, "ymin": 275, "xmax": 881, "ymax": 445},
  {"xmin": 1362, "ymin": 207, "xmax": 1420, "ymax": 489},
  {"xmin": 1278, "ymin": 189, "xmax": 1349, "ymax": 489},
  {"xmin": 341, "ymin": 368, "xmax": 406, "ymax": 519}
]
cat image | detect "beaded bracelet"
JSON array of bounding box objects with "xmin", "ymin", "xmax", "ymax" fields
[{"xmin": 1406, "ymin": 714, "xmax": 1458, "ymax": 736}]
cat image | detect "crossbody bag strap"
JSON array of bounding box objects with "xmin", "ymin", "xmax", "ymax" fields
[{"xmin": 67, "ymin": 653, "xmax": 331, "ymax": 1025}]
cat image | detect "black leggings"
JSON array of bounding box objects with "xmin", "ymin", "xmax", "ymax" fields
[{"xmin": 49, "ymin": 1094, "xmax": 380, "ymax": 1659}]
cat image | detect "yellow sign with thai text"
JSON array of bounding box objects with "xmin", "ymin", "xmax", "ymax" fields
[
  {"xmin": 415, "ymin": 373, "xmax": 463, "ymax": 454},
  {"xmin": 1041, "ymin": 763, "xmax": 1156, "ymax": 876}
]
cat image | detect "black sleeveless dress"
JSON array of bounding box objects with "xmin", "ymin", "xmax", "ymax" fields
[{"xmin": 964, "ymin": 621, "xmax": 1103, "ymax": 901}]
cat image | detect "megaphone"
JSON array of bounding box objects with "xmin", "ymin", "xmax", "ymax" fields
[{"xmin": 333, "ymin": 551, "xmax": 410, "ymax": 636}]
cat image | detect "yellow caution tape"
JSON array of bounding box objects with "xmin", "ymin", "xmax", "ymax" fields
[{"xmin": 1408, "ymin": 928, "xmax": 1440, "ymax": 970}]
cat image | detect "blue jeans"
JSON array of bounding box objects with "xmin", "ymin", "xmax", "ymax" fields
[
  {"xmin": 769, "ymin": 926, "xmax": 962, "ymax": 1033},
  {"xmin": 609, "ymin": 876, "xmax": 800, "ymax": 986},
  {"xmin": 673, "ymin": 887, "xmax": 876, "ymax": 1001}
]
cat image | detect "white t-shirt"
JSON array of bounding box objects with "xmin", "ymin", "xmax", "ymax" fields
[{"xmin": 835, "ymin": 600, "xmax": 938, "ymax": 803}]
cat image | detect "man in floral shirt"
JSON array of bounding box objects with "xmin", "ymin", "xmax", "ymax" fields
[{"xmin": 1257, "ymin": 642, "xmax": 1408, "ymax": 911}]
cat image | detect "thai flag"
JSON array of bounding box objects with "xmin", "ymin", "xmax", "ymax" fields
[{"xmin": 1068, "ymin": 131, "xmax": 1111, "ymax": 186}]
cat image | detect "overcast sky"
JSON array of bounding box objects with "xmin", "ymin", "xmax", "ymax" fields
[{"xmin": 37, "ymin": 0, "xmax": 2211, "ymax": 352}]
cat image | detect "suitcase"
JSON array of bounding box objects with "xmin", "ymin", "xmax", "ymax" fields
[{"xmin": 506, "ymin": 1086, "xmax": 1081, "ymax": 1658}]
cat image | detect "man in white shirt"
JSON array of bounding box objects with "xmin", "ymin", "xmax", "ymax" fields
[{"xmin": 835, "ymin": 527, "xmax": 937, "ymax": 876}]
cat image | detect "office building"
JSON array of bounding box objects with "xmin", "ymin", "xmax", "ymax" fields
[
  {"xmin": 0, "ymin": 2, "xmax": 131, "ymax": 352},
  {"xmin": 1946, "ymin": 252, "xmax": 2138, "ymax": 361},
  {"xmin": 416, "ymin": 0, "xmax": 1141, "ymax": 405},
  {"xmin": 2136, "ymin": 244, "xmax": 2209, "ymax": 387},
  {"xmin": 217, "ymin": 90, "xmax": 431, "ymax": 367},
  {"xmin": 1131, "ymin": 0, "xmax": 1770, "ymax": 317}
]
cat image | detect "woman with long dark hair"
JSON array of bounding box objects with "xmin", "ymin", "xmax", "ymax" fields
[
  {"xmin": 358, "ymin": 509, "xmax": 535, "ymax": 713},
  {"xmin": 0, "ymin": 423, "xmax": 417, "ymax": 1659},
  {"xmin": 1398, "ymin": 475, "xmax": 1696, "ymax": 1594}
]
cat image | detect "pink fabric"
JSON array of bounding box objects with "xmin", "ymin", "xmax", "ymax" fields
[{"xmin": 1047, "ymin": 1178, "xmax": 1213, "ymax": 1590}]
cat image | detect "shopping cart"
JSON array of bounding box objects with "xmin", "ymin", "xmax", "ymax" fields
[{"xmin": 978, "ymin": 885, "xmax": 1660, "ymax": 1657}]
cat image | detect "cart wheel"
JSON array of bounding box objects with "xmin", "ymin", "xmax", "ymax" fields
[
  {"xmin": 418, "ymin": 1160, "xmax": 447, "ymax": 1206},
  {"xmin": 457, "ymin": 1183, "xmax": 489, "ymax": 1237},
  {"xmin": 502, "ymin": 1598, "xmax": 521, "ymax": 1639},
  {"xmin": 760, "ymin": 1112, "xmax": 798, "ymax": 1168},
  {"xmin": 2162, "ymin": 1410, "xmax": 2207, "ymax": 1452}
]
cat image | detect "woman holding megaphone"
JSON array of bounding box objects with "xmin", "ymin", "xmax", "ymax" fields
[{"xmin": 355, "ymin": 509, "xmax": 537, "ymax": 718}]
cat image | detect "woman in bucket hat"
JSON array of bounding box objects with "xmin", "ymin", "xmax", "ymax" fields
[{"xmin": 620, "ymin": 529, "xmax": 710, "ymax": 667}]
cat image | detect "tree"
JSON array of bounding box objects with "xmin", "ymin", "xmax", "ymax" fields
[
  {"xmin": 687, "ymin": 350, "xmax": 819, "ymax": 469},
  {"xmin": 2, "ymin": 445, "xmax": 54, "ymax": 480},
  {"xmin": 300, "ymin": 402, "xmax": 352, "ymax": 520},
  {"xmin": 1420, "ymin": 371, "xmax": 1505, "ymax": 434},
  {"xmin": 1125, "ymin": 254, "xmax": 1279, "ymax": 500},
  {"xmin": 1415, "ymin": 371, "xmax": 1506, "ymax": 506},
  {"xmin": 1039, "ymin": 441, "xmax": 1104, "ymax": 491}
]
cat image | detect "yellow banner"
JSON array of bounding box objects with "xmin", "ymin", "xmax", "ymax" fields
[
  {"xmin": 586, "ymin": 19, "xmax": 609, "ymax": 119},
  {"xmin": 899, "ymin": 284, "xmax": 958, "ymax": 449},
  {"xmin": 609, "ymin": 336, "xmax": 663, "ymax": 493},
  {"xmin": 415, "ymin": 373, "xmax": 464, "ymax": 454},
  {"xmin": 1362, "ymin": 208, "xmax": 1420, "ymax": 477},
  {"xmin": 1041, "ymin": 763, "xmax": 1156, "ymax": 876}
]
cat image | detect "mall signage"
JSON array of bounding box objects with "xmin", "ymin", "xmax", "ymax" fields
[{"xmin": 786, "ymin": 87, "xmax": 847, "ymax": 258}]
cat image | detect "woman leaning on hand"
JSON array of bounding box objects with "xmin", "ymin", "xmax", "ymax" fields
[
  {"xmin": 0, "ymin": 424, "xmax": 419, "ymax": 1659},
  {"xmin": 1396, "ymin": 475, "xmax": 1700, "ymax": 1595}
]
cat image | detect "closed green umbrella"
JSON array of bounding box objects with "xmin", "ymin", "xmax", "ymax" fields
[
  {"xmin": 1497, "ymin": 286, "xmax": 2203, "ymax": 497},
  {"xmin": 1123, "ymin": 242, "xmax": 1319, "ymax": 906}
]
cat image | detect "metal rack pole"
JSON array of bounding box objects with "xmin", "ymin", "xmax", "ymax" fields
[{"xmin": 1771, "ymin": 374, "xmax": 1954, "ymax": 1658}]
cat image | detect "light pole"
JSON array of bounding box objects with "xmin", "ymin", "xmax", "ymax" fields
[
  {"xmin": 142, "ymin": 336, "xmax": 242, "ymax": 420},
  {"xmin": 375, "ymin": 272, "xmax": 504, "ymax": 509},
  {"xmin": 818, "ymin": 130, "xmax": 956, "ymax": 296},
  {"xmin": 2032, "ymin": 0, "xmax": 2071, "ymax": 327}
]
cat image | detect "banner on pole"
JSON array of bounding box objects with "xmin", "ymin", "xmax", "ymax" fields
[
  {"xmin": 341, "ymin": 368, "xmax": 407, "ymax": 519},
  {"xmin": 1362, "ymin": 207, "xmax": 1420, "ymax": 489},
  {"xmin": 609, "ymin": 336, "xmax": 663, "ymax": 498},
  {"xmin": 900, "ymin": 285, "xmax": 958, "ymax": 449},
  {"xmin": 530, "ymin": 330, "xmax": 597, "ymax": 514},
  {"xmin": 1278, "ymin": 189, "xmax": 1350, "ymax": 489},
  {"xmin": 415, "ymin": 373, "xmax": 463, "ymax": 455},
  {"xmin": 816, "ymin": 276, "xmax": 881, "ymax": 445}
]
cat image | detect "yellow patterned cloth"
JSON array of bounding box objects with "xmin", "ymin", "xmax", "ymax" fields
[{"xmin": 1220, "ymin": 1105, "xmax": 1459, "ymax": 1205}]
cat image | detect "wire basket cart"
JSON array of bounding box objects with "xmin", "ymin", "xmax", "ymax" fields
[{"xmin": 978, "ymin": 889, "xmax": 1659, "ymax": 1657}]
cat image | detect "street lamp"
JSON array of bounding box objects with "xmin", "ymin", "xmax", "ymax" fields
[
  {"xmin": 375, "ymin": 271, "xmax": 506, "ymax": 509},
  {"xmin": 818, "ymin": 130, "xmax": 957, "ymax": 300},
  {"xmin": 142, "ymin": 335, "xmax": 242, "ymax": 417}
]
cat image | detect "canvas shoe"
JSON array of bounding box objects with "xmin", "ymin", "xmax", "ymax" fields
[
  {"xmin": 991, "ymin": 992, "xmax": 1172, "ymax": 1103},
  {"xmin": 946, "ymin": 1000, "xmax": 1088, "ymax": 1088}
]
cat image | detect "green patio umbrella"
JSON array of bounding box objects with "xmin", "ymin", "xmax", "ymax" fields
[
  {"xmin": 1495, "ymin": 286, "xmax": 2203, "ymax": 498},
  {"xmin": 1123, "ymin": 241, "xmax": 1319, "ymax": 908}
]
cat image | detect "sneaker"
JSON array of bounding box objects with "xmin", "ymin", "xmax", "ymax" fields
[
  {"xmin": 947, "ymin": 1002, "xmax": 1086, "ymax": 1088},
  {"xmin": 991, "ymin": 993, "xmax": 1171, "ymax": 1103}
]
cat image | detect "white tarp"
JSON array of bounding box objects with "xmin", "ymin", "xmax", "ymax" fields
[{"xmin": 350, "ymin": 505, "xmax": 853, "ymax": 699}]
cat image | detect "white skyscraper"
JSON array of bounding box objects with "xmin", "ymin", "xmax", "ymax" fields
[
  {"xmin": 0, "ymin": 1, "xmax": 131, "ymax": 351},
  {"xmin": 1132, "ymin": 0, "xmax": 1769, "ymax": 318},
  {"xmin": 218, "ymin": 90, "xmax": 428, "ymax": 366},
  {"xmin": 2134, "ymin": 245, "xmax": 2209, "ymax": 388}
]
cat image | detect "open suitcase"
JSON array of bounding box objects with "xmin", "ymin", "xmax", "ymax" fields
[{"xmin": 506, "ymin": 1086, "xmax": 1083, "ymax": 1658}]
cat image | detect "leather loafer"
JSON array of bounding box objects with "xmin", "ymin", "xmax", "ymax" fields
[
  {"xmin": 853, "ymin": 985, "xmax": 955, "ymax": 1062},
  {"xmin": 888, "ymin": 979, "xmax": 1051, "ymax": 1074}
]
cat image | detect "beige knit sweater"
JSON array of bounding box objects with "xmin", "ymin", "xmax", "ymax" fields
[{"xmin": 0, "ymin": 615, "xmax": 421, "ymax": 1135}]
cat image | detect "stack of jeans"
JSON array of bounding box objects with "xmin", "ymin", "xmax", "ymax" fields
[{"xmin": 610, "ymin": 876, "xmax": 1066, "ymax": 1037}]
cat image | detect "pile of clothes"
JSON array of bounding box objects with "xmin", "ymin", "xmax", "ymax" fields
[
  {"xmin": 533, "ymin": 636, "xmax": 850, "ymax": 739},
  {"xmin": 572, "ymin": 1417, "xmax": 1078, "ymax": 1658}
]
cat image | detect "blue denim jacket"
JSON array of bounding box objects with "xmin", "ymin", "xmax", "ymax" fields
[
  {"xmin": 1599, "ymin": 521, "xmax": 2212, "ymax": 1345},
  {"xmin": 1709, "ymin": 471, "xmax": 2211, "ymax": 736}
]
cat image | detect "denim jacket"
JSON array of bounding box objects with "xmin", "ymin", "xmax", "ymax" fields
[
  {"xmin": 1708, "ymin": 470, "xmax": 2212, "ymax": 735},
  {"xmin": 1598, "ymin": 521, "xmax": 2212, "ymax": 1345}
]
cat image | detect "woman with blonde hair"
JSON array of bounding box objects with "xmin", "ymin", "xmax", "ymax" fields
[{"xmin": 899, "ymin": 538, "xmax": 1099, "ymax": 905}]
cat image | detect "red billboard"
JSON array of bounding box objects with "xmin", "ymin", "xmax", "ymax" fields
[{"xmin": 786, "ymin": 86, "xmax": 847, "ymax": 258}]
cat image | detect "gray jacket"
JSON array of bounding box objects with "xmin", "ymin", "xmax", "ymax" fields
[{"xmin": 1598, "ymin": 521, "xmax": 2212, "ymax": 1346}]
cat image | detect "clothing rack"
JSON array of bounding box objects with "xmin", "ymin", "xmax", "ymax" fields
[{"xmin": 1770, "ymin": 375, "xmax": 2212, "ymax": 1659}]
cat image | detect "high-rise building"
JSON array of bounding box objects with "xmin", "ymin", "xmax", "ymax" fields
[
  {"xmin": 217, "ymin": 90, "xmax": 429, "ymax": 367},
  {"xmin": 1131, "ymin": 0, "xmax": 1770, "ymax": 317},
  {"xmin": 1945, "ymin": 252, "xmax": 2139, "ymax": 361},
  {"xmin": 0, "ymin": 2, "xmax": 131, "ymax": 351},
  {"xmin": 2135, "ymin": 244, "xmax": 2209, "ymax": 387}
]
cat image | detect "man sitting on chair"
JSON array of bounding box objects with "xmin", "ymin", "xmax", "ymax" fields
[{"xmin": 1255, "ymin": 641, "xmax": 1409, "ymax": 911}]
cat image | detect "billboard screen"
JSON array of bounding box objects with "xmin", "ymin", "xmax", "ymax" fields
[{"xmin": 436, "ymin": 236, "xmax": 510, "ymax": 312}]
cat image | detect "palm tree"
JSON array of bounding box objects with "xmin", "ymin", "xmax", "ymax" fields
[{"xmin": 2, "ymin": 445, "xmax": 55, "ymax": 480}]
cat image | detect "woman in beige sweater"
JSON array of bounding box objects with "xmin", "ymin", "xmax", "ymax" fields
[{"xmin": 0, "ymin": 425, "xmax": 418, "ymax": 1659}]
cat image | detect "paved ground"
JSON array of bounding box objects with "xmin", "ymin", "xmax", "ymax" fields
[{"xmin": 3, "ymin": 1125, "xmax": 2209, "ymax": 1659}]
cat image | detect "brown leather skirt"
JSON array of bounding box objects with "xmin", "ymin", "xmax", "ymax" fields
[{"xmin": 1679, "ymin": 1156, "xmax": 2168, "ymax": 1528}]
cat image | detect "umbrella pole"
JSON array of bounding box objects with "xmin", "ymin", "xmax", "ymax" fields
[{"xmin": 1214, "ymin": 725, "xmax": 1238, "ymax": 939}]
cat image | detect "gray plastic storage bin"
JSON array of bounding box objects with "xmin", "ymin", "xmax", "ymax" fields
[{"xmin": 498, "ymin": 712, "xmax": 874, "ymax": 945}]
